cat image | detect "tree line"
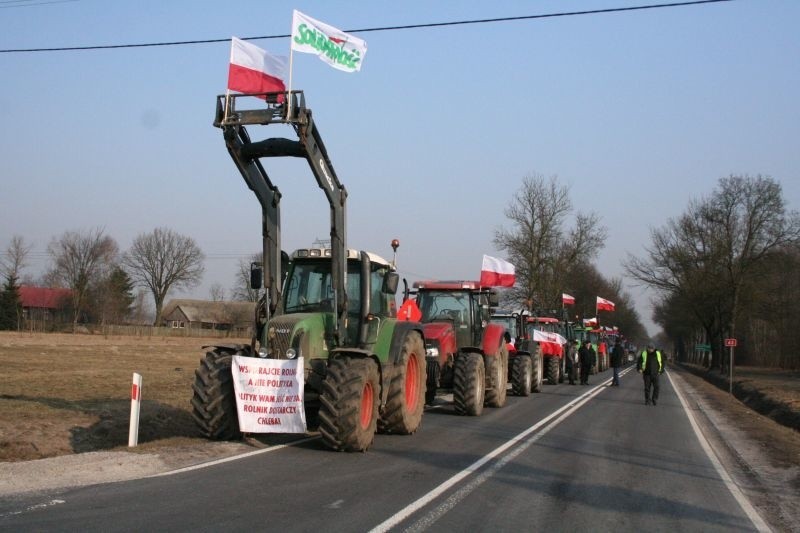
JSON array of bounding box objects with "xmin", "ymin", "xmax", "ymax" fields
[
  {"xmin": 0, "ymin": 227, "xmax": 205, "ymax": 330},
  {"xmin": 625, "ymin": 175, "xmax": 800, "ymax": 370}
]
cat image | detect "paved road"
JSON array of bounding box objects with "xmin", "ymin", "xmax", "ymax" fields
[{"xmin": 0, "ymin": 366, "xmax": 770, "ymax": 532}]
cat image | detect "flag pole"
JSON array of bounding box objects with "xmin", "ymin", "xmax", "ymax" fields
[{"xmin": 287, "ymin": 46, "xmax": 294, "ymax": 120}]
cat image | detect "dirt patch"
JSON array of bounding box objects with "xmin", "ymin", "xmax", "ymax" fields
[{"xmin": 0, "ymin": 331, "xmax": 246, "ymax": 462}]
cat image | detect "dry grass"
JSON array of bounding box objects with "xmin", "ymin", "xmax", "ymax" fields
[{"xmin": 0, "ymin": 331, "xmax": 248, "ymax": 462}]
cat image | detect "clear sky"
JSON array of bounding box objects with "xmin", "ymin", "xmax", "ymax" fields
[{"xmin": 1, "ymin": 0, "xmax": 798, "ymax": 334}]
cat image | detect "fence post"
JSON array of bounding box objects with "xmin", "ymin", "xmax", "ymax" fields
[{"xmin": 128, "ymin": 373, "xmax": 142, "ymax": 447}]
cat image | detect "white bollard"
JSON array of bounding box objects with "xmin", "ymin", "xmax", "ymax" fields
[{"xmin": 128, "ymin": 372, "xmax": 142, "ymax": 447}]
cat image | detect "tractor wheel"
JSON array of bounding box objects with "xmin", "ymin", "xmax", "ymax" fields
[
  {"xmin": 545, "ymin": 356, "xmax": 560, "ymax": 385},
  {"xmin": 378, "ymin": 331, "xmax": 426, "ymax": 434},
  {"xmin": 425, "ymin": 360, "xmax": 439, "ymax": 406},
  {"xmin": 558, "ymin": 357, "xmax": 566, "ymax": 383},
  {"xmin": 190, "ymin": 348, "xmax": 241, "ymax": 440},
  {"xmin": 319, "ymin": 357, "xmax": 379, "ymax": 452},
  {"xmin": 511, "ymin": 354, "xmax": 532, "ymax": 396},
  {"xmin": 484, "ymin": 344, "xmax": 508, "ymax": 408},
  {"xmin": 532, "ymin": 353, "xmax": 544, "ymax": 393},
  {"xmin": 453, "ymin": 352, "xmax": 485, "ymax": 416}
]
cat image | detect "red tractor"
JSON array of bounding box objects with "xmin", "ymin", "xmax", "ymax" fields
[
  {"xmin": 410, "ymin": 281, "xmax": 509, "ymax": 416},
  {"xmin": 491, "ymin": 310, "xmax": 543, "ymax": 396},
  {"xmin": 523, "ymin": 317, "xmax": 568, "ymax": 385}
]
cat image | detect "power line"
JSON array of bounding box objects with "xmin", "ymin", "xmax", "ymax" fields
[
  {"xmin": 0, "ymin": 0, "xmax": 77, "ymax": 9},
  {"xmin": 0, "ymin": 0, "xmax": 734, "ymax": 53}
]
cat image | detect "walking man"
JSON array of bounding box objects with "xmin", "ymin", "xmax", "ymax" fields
[
  {"xmin": 565, "ymin": 339, "xmax": 579, "ymax": 385},
  {"xmin": 579, "ymin": 340, "xmax": 595, "ymax": 385},
  {"xmin": 610, "ymin": 338, "xmax": 624, "ymax": 386},
  {"xmin": 639, "ymin": 343, "xmax": 664, "ymax": 405}
]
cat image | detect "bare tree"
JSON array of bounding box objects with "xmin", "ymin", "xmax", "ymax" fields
[
  {"xmin": 231, "ymin": 253, "xmax": 262, "ymax": 302},
  {"xmin": 494, "ymin": 174, "xmax": 607, "ymax": 311},
  {"xmin": 209, "ymin": 283, "xmax": 226, "ymax": 302},
  {"xmin": 1, "ymin": 235, "xmax": 33, "ymax": 281},
  {"xmin": 123, "ymin": 227, "xmax": 205, "ymax": 325},
  {"xmin": 47, "ymin": 228, "xmax": 118, "ymax": 330}
]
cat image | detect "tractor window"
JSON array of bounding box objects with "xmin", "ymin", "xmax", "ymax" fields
[
  {"xmin": 284, "ymin": 261, "xmax": 334, "ymax": 313},
  {"xmin": 370, "ymin": 266, "xmax": 390, "ymax": 316},
  {"xmin": 283, "ymin": 259, "xmax": 366, "ymax": 315},
  {"xmin": 417, "ymin": 291, "xmax": 470, "ymax": 325}
]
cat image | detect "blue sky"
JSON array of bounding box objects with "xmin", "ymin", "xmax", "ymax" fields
[{"xmin": 1, "ymin": 0, "xmax": 798, "ymax": 333}]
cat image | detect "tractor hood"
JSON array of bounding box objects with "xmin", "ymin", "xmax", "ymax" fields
[{"xmin": 266, "ymin": 313, "xmax": 334, "ymax": 365}]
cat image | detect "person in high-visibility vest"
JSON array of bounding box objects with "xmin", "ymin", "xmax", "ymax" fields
[{"xmin": 638, "ymin": 344, "xmax": 664, "ymax": 405}]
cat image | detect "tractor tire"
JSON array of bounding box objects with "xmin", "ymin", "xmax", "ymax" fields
[
  {"xmin": 558, "ymin": 357, "xmax": 566, "ymax": 383},
  {"xmin": 532, "ymin": 353, "xmax": 544, "ymax": 393},
  {"xmin": 545, "ymin": 355, "xmax": 560, "ymax": 385},
  {"xmin": 190, "ymin": 348, "xmax": 241, "ymax": 440},
  {"xmin": 425, "ymin": 360, "xmax": 439, "ymax": 406},
  {"xmin": 484, "ymin": 344, "xmax": 508, "ymax": 408},
  {"xmin": 510, "ymin": 354, "xmax": 532, "ymax": 396},
  {"xmin": 453, "ymin": 352, "xmax": 485, "ymax": 416},
  {"xmin": 378, "ymin": 331, "xmax": 426, "ymax": 434},
  {"xmin": 319, "ymin": 357, "xmax": 379, "ymax": 452}
]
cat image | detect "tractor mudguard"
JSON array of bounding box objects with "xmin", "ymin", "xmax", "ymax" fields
[
  {"xmin": 481, "ymin": 323, "xmax": 506, "ymax": 357},
  {"xmin": 201, "ymin": 343, "xmax": 251, "ymax": 355},
  {"xmin": 387, "ymin": 321, "xmax": 424, "ymax": 366}
]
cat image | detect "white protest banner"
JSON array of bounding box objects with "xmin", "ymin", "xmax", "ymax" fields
[{"xmin": 232, "ymin": 356, "xmax": 306, "ymax": 433}]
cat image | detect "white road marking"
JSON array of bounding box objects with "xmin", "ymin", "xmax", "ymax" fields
[
  {"xmin": 368, "ymin": 371, "xmax": 627, "ymax": 533},
  {"xmin": 325, "ymin": 499, "xmax": 345, "ymax": 509},
  {"xmin": 667, "ymin": 371, "xmax": 771, "ymax": 533},
  {"xmin": 149, "ymin": 436, "xmax": 319, "ymax": 477},
  {"xmin": 0, "ymin": 499, "xmax": 65, "ymax": 519}
]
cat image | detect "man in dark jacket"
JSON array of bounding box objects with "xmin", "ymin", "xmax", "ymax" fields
[
  {"xmin": 578, "ymin": 340, "xmax": 595, "ymax": 385},
  {"xmin": 565, "ymin": 339, "xmax": 579, "ymax": 385},
  {"xmin": 610, "ymin": 339, "xmax": 625, "ymax": 386},
  {"xmin": 639, "ymin": 343, "xmax": 664, "ymax": 405}
]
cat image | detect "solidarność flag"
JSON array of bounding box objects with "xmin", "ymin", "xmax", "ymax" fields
[
  {"xmin": 228, "ymin": 37, "xmax": 287, "ymax": 97},
  {"xmin": 291, "ymin": 10, "xmax": 367, "ymax": 73},
  {"xmin": 480, "ymin": 255, "xmax": 516, "ymax": 287},
  {"xmin": 596, "ymin": 296, "xmax": 615, "ymax": 312},
  {"xmin": 562, "ymin": 293, "xmax": 575, "ymax": 306}
]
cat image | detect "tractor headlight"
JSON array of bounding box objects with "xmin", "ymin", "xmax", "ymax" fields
[
  {"xmin": 286, "ymin": 348, "xmax": 297, "ymax": 359},
  {"xmin": 257, "ymin": 346, "xmax": 269, "ymax": 358},
  {"xmin": 426, "ymin": 347, "xmax": 439, "ymax": 359}
]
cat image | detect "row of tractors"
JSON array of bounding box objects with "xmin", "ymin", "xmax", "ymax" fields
[{"xmin": 189, "ymin": 91, "xmax": 621, "ymax": 453}]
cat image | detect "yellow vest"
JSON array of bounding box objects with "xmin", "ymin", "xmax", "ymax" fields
[{"xmin": 640, "ymin": 350, "xmax": 663, "ymax": 372}]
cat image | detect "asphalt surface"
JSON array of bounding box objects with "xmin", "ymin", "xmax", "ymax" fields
[{"xmin": 0, "ymin": 365, "xmax": 771, "ymax": 532}]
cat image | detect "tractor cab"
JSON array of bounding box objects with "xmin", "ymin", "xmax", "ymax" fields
[
  {"xmin": 415, "ymin": 281, "xmax": 495, "ymax": 349},
  {"xmin": 259, "ymin": 246, "xmax": 398, "ymax": 363}
]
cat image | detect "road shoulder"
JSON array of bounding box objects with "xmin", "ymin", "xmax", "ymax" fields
[{"xmin": 669, "ymin": 367, "xmax": 800, "ymax": 532}]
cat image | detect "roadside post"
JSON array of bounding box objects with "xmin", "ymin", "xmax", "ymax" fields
[
  {"xmin": 724, "ymin": 338, "xmax": 737, "ymax": 395},
  {"xmin": 129, "ymin": 372, "xmax": 142, "ymax": 447}
]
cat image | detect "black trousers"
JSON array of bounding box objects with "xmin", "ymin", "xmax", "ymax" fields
[
  {"xmin": 566, "ymin": 364, "xmax": 577, "ymax": 384},
  {"xmin": 580, "ymin": 364, "xmax": 591, "ymax": 383},
  {"xmin": 644, "ymin": 373, "xmax": 660, "ymax": 402}
]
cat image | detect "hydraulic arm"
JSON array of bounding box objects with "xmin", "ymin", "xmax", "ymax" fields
[{"xmin": 213, "ymin": 91, "xmax": 350, "ymax": 347}]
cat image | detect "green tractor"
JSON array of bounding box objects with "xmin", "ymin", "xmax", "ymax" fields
[{"xmin": 191, "ymin": 91, "xmax": 426, "ymax": 452}]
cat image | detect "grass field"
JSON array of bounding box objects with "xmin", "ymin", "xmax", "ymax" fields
[{"xmin": 0, "ymin": 331, "xmax": 249, "ymax": 462}]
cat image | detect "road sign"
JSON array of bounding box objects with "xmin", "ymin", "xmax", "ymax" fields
[
  {"xmin": 695, "ymin": 343, "xmax": 711, "ymax": 351},
  {"xmin": 725, "ymin": 338, "xmax": 738, "ymax": 347}
]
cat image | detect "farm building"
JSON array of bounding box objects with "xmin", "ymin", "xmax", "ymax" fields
[
  {"xmin": 18, "ymin": 286, "xmax": 72, "ymax": 327},
  {"xmin": 161, "ymin": 299, "xmax": 255, "ymax": 333}
]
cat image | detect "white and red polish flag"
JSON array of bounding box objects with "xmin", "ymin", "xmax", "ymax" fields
[
  {"xmin": 596, "ymin": 296, "xmax": 616, "ymax": 312},
  {"xmin": 562, "ymin": 293, "xmax": 576, "ymax": 306},
  {"xmin": 480, "ymin": 255, "xmax": 516, "ymax": 287},
  {"xmin": 227, "ymin": 37, "xmax": 287, "ymax": 97}
]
